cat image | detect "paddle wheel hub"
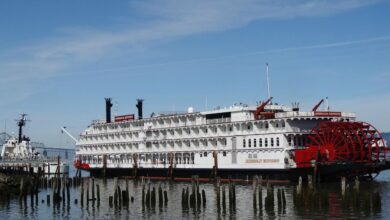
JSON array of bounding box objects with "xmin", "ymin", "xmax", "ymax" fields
[{"xmin": 295, "ymin": 121, "xmax": 387, "ymax": 168}]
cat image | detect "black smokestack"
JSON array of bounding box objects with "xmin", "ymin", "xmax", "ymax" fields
[
  {"xmin": 136, "ymin": 99, "xmax": 143, "ymax": 119},
  {"xmin": 105, "ymin": 98, "xmax": 113, "ymax": 123}
]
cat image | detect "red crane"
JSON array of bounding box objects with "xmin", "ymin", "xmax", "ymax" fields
[
  {"xmin": 312, "ymin": 99, "xmax": 324, "ymax": 112},
  {"xmin": 254, "ymin": 97, "xmax": 273, "ymax": 120}
]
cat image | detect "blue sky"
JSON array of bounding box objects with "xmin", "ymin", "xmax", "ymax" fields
[{"xmin": 0, "ymin": 0, "xmax": 389, "ymax": 147}]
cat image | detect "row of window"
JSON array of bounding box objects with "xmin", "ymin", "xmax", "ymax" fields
[
  {"xmin": 91, "ymin": 120, "xmax": 286, "ymax": 137},
  {"xmin": 287, "ymin": 135, "xmax": 307, "ymax": 147},
  {"xmin": 199, "ymin": 151, "xmax": 227, "ymax": 157},
  {"xmin": 243, "ymin": 137, "xmax": 280, "ymax": 148}
]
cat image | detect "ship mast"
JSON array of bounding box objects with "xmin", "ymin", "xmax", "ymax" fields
[
  {"xmin": 266, "ymin": 63, "xmax": 271, "ymax": 99},
  {"xmin": 17, "ymin": 114, "xmax": 28, "ymax": 143}
]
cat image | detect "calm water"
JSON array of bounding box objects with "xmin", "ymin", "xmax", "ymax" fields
[{"xmin": 1, "ymin": 170, "xmax": 390, "ymax": 220}]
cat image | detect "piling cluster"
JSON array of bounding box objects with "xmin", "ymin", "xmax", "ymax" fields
[
  {"xmin": 1, "ymin": 170, "xmax": 386, "ymax": 219},
  {"xmin": 140, "ymin": 178, "xmax": 168, "ymax": 210},
  {"xmin": 214, "ymin": 178, "xmax": 237, "ymax": 214},
  {"xmin": 293, "ymin": 175, "xmax": 382, "ymax": 217},
  {"xmin": 79, "ymin": 177, "xmax": 102, "ymax": 207},
  {"xmin": 181, "ymin": 177, "xmax": 206, "ymax": 211},
  {"xmin": 108, "ymin": 177, "xmax": 134, "ymax": 208},
  {"xmin": 252, "ymin": 176, "xmax": 287, "ymax": 217}
]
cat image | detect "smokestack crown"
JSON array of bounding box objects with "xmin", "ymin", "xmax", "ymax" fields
[
  {"xmin": 105, "ymin": 98, "xmax": 113, "ymax": 123},
  {"xmin": 136, "ymin": 99, "xmax": 144, "ymax": 120}
]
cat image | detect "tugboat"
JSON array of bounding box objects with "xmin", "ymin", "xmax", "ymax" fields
[{"xmin": 0, "ymin": 114, "xmax": 68, "ymax": 175}]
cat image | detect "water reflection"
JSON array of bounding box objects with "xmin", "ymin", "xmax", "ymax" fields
[{"xmin": 1, "ymin": 172, "xmax": 390, "ymax": 219}]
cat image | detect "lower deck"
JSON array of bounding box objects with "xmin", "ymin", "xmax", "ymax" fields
[{"xmin": 84, "ymin": 161, "xmax": 390, "ymax": 182}]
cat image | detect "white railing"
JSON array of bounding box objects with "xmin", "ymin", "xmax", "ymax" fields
[
  {"xmin": 275, "ymin": 111, "xmax": 356, "ymax": 118},
  {"xmin": 206, "ymin": 118, "xmax": 231, "ymax": 124}
]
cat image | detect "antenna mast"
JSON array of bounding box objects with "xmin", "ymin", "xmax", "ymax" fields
[
  {"xmin": 17, "ymin": 114, "xmax": 28, "ymax": 143},
  {"xmin": 266, "ymin": 63, "xmax": 271, "ymax": 99}
]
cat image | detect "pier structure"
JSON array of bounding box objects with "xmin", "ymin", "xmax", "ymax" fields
[{"xmin": 0, "ymin": 156, "xmax": 68, "ymax": 175}]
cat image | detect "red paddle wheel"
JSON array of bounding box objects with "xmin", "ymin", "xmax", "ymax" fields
[{"xmin": 295, "ymin": 121, "xmax": 387, "ymax": 168}]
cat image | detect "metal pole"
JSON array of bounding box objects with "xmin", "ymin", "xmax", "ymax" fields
[{"xmin": 266, "ymin": 63, "xmax": 271, "ymax": 99}]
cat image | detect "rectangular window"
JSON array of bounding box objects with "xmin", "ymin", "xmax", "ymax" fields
[
  {"xmin": 223, "ymin": 151, "xmax": 227, "ymax": 157},
  {"xmin": 259, "ymin": 138, "xmax": 262, "ymax": 147},
  {"xmin": 265, "ymin": 138, "xmax": 268, "ymax": 147},
  {"xmin": 243, "ymin": 139, "xmax": 246, "ymax": 148},
  {"xmin": 254, "ymin": 138, "xmax": 257, "ymax": 147},
  {"xmin": 249, "ymin": 139, "xmax": 251, "ymax": 147},
  {"xmin": 271, "ymin": 138, "xmax": 274, "ymax": 147},
  {"xmin": 276, "ymin": 137, "xmax": 280, "ymax": 147}
]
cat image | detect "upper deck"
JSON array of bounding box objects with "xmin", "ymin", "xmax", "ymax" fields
[{"xmin": 78, "ymin": 102, "xmax": 356, "ymax": 140}]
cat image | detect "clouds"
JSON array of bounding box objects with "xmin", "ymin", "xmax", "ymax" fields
[{"xmin": 0, "ymin": 0, "xmax": 382, "ymax": 104}]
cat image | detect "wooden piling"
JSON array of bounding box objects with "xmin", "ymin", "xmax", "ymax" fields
[
  {"xmin": 282, "ymin": 189, "xmax": 286, "ymax": 212},
  {"xmin": 216, "ymin": 179, "xmax": 221, "ymax": 212},
  {"xmin": 308, "ymin": 174, "xmax": 313, "ymax": 189},
  {"xmin": 228, "ymin": 181, "xmax": 233, "ymax": 209},
  {"xmin": 164, "ymin": 190, "xmax": 168, "ymax": 206},
  {"xmin": 19, "ymin": 177, "xmax": 25, "ymax": 200},
  {"xmin": 222, "ymin": 185, "xmax": 226, "ymax": 213},
  {"xmin": 109, "ymin": 196, "xmax": 113, "ymax": 208},
  {"xmin": 151, "ymin": 187, "xmax": 156, "ymax": 208},
  {"xmin": 122, "ymin": 190, "xmax": 128, "ymax": 206},
  {"xmin": 125, "ymin": 178, "xmax": 129, "ymax": 207},
  {"xmin": 159, "ymin": 184, "xmax": 163, "ymax": 208},
  {"xmin": 190, "ymin": 181, "xmax": 195, "ymax": 208},
  {"xmin": 62, "ymin": 177, "xmax": 66, "ymax": 203},
  {"xmin": 86, "ymin": 179, "xmax": 90, "ymax": 206},
  {"xmin": 232, "ymin": 182, "xmax": 236, "ymax": 208},
  {"xmin": 142, "ymin": 183, "xmax": 145, "ymax": 208},
  {"xmin": 277, "ymin": 189, "xmax": 282, "ymax": 214},
  {"xmin": 341, "ymin": 176, "xmax": 346, "ymax": 197},
  {"xmin": 114, "ymin": 180, "xmax": 118, "ymax": 207},
  {"xmin": 80, "ymin": 178, "xmax": 84, "ymax": 207},
  {"xmin": 96, "ymin": 184, "xmax": 100, "ymax": 203},
  {"xmin": 146, "ymin": 184, "xmax": 151, "ymax": 208},
  {"xmin": 201, "ymin": 189, "xmax": 206, "ymax": 208},
  {"xmin": 253, "ymin": 181, "xmax": 257, "ymax": 211},
  {"xmin": 182, "ymin": 188, "xmax": 186, "ymax": 208},
  {"xmin": 297, "ymin": 176, "xmax": 302, "ymax": 194},
  {"xmin": 66, "ymin": 180, "xmax": 70, "ymax": 205},
  {"xmin": 92, "ymin": 177, "xmax": 95, "ymax": 203},
  {"xmin": 354, "ymin": 176, "xmax": 359, "ymax": 193},
  {"xmin": 117, "ymin": 185, "xmax": 122, "ymax": 207},
  {"xmin": 258, "ymin": 182, "xmax": 263, "ymax": 213}
]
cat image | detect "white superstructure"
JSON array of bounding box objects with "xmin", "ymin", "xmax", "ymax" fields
[{"xmin": 76, "ymin": 99, "xmax": 356, "ymax": 173}]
